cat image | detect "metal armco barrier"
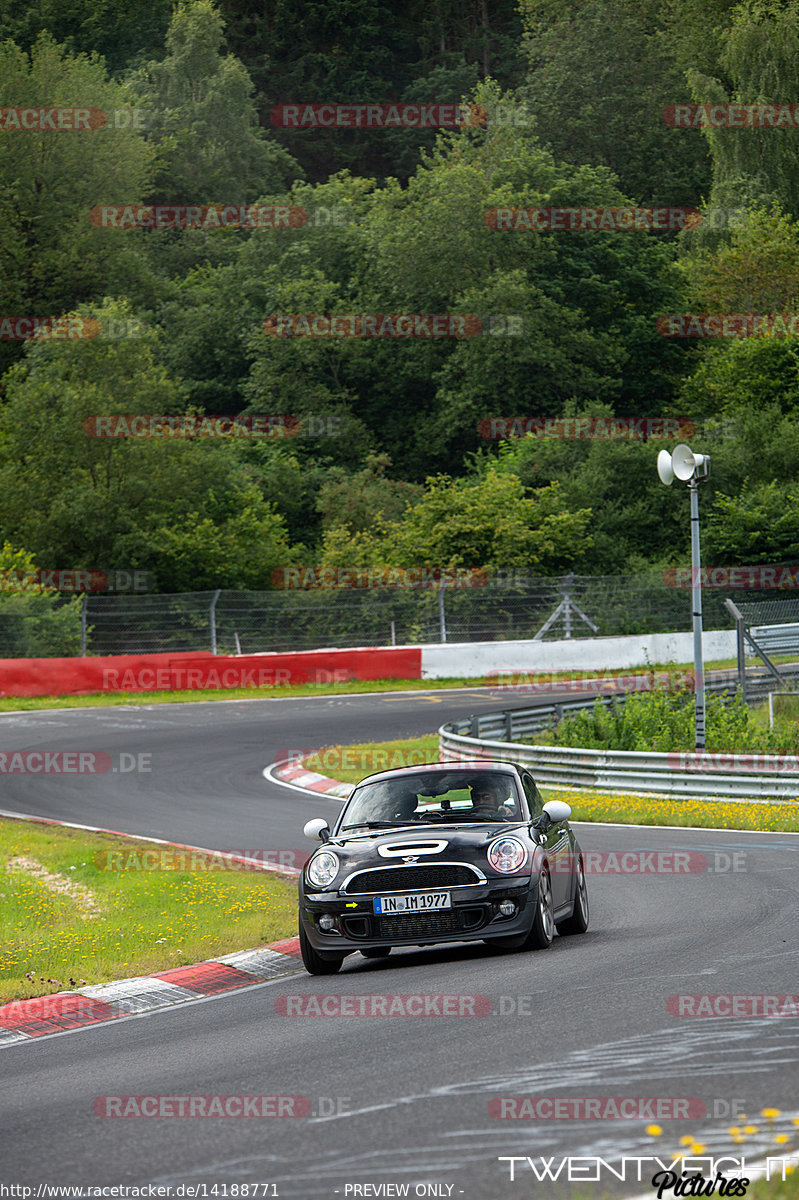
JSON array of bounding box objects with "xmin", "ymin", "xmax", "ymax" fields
[{"xmin": 439, "ymin": 670, "xmax": 799, "ymax": 801}]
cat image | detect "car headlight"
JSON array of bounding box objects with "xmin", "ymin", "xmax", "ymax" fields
[
  {"xmin": 487, "ymin": 837, "xmax": 528, "ymax": 874},
  {"xmin": 306, "ymin": 850, "xmax": 340, "ymax": 888}
]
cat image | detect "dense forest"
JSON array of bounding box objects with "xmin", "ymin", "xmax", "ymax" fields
[{"xmin": 2, "ymin": 0, "xmax": 799, "ymax": 598}]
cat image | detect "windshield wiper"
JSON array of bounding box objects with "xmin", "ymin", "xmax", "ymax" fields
[{"xmin": 341, "ymin": 821, "xmax": 398, "ymax": 830}]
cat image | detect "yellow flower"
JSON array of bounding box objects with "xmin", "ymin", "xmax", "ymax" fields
[
  {"xmin": 645, "ymin": 1125, "xmax": 662, "ymax": 1137},
  {"xmin": 762, "ymin": 1107, "xmax": 781, "ymax": 1120}
]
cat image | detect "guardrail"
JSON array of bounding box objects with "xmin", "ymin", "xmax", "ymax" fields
[
  {"xmin": 750, "ymin": 623, "xmax": 799, "ymax": 657},
  {"xmin": 438, "ymin": 668, "xmax": 799, "ymax": 801}
]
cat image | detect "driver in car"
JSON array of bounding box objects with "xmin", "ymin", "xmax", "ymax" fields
[{"xmin": 469, "ymin": 777, "xmax": 514, "ymax": 818}]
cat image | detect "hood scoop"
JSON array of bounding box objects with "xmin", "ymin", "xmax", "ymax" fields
[{"xmin": 377, "ymin": 840, "xmax": 448, "ymax": 858}]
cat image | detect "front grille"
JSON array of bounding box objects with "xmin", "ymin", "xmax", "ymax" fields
[
  {"xmin": 376, "ymin": 907, "xmax": 485, "ymax": 939},
  {"xmin": 345, "ymin": 865, "xmax": 478, "ymax": 894}
]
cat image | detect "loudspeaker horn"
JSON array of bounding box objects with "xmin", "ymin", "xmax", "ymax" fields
[
  {"xmin": 657, "ymin": 448, "xmax": 675, "ymax": 486},
  {"xmin": 672, "ymin": 443, "xmax": 697, "ymax": 481}
]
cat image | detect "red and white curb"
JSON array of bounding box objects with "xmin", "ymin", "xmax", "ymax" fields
[
  {"xmin": 0, "ymin": 941, "xmax": 304, "ymax": 1045},
  {"xmin": 264, "ymin": 758, "xmax": 353, "ymax": 799},
  {"xmin": 0, "ymin": 807, "xmax": 306, "ymax": 1045}
]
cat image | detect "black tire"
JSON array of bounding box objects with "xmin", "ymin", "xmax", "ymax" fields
[
  {"xmin": 361, "ymin": 947, "xmax": 391, "ymax": 959},
  {"xmin": 299, "ymin": 922, "xmax": 345, "ymax": 975},
  {"xmin": 522, "ymin": 866, "xmax": 555, "ymax": 950},
  {"xmin": 556, "ymin": 854, "xmax": 590, "ymax": 936}
]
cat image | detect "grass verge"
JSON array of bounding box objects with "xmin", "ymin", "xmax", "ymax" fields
[
  {"xmin": 300, "ymin": 735, "xmax": 799, "ymax": 832},
  {"xmin": 0, "ymin": 817, "xmax": 298, "ymax": 1003}
]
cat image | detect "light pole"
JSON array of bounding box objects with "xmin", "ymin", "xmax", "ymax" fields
[{"xmin": 657, "ymin": 443, "xmax": 711, "ymax": 751}]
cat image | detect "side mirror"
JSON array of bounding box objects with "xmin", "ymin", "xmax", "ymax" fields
[
  {"xmin": 533, "ymin": 799, "xmax": 572, "ymax": 831},
  {"xmin": 303, "ymin": 817, "xmax": 330, "ymax": 842}
]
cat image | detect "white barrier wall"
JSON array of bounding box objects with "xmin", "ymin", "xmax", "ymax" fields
[{"xmin": 420, "ymin": 629, "xmax": 738, "ymax": 680}]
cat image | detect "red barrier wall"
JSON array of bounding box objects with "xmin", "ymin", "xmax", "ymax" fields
[{"xmin": 0, "ymin": 647, "xmax": 423, "ymax": 698}]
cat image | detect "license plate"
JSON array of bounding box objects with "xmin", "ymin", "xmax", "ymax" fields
[{"xmin": 374, "ymin": 891, "xmax": 451, "ymax": 914}]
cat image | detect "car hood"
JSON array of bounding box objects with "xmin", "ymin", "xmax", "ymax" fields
[{"xmin": 321, "ymin": 822, "xmax": 534, "ymax": 871}]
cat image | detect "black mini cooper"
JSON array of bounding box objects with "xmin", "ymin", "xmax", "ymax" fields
[{"xmin": 298, "ymin": 759, "xmax": 589, "ymax": 974}]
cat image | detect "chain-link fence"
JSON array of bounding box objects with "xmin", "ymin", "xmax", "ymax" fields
[
  {"xmin": 4, "ymin": 572, "xmax": 791, "ymax": 658},
  {"xmin": 4, "ymin": 573, "xmax": 798, "ymax": 658}
]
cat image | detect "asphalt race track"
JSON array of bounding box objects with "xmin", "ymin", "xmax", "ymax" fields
[{"xmin": 1, "ymin": 688, "xmax": 798, "ymax": 1198}]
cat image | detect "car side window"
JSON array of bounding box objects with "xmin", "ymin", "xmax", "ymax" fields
[{"xmin": 522, "ymin": 773, "xmax": 542, "ymax": 816}]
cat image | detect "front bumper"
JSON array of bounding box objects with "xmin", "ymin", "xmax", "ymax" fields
[{"xmin": 299, "ymin": 878, "xmax": 535, "ymax": 952}]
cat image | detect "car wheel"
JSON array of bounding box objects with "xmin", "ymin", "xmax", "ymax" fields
[
  {"xmin": 299, "ymin": 922, "xmax": 345, "ymax": 975},
  {"xmin": 522, "ymin": 866, "xmax": 555, "ymax": 950},
  {"xmin": 556, "ymin": 854, "xmax": 589, "ymax": 936},
  {"xmin": 361, "ymin": 947, "xmax": 391, "ymax": 959}
]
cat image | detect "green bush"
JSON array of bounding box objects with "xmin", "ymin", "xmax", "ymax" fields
[{"xmin": 544, "ymin": 677, "xmax": 799, "ymax": 754}]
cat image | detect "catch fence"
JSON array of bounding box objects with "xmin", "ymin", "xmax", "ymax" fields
[{"xmin": 5, "ymin": 573, "xmax": 794, "ymax": 657}]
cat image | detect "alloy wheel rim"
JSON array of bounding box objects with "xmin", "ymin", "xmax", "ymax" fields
[
  {"xmin": 577, "ymin": 859, "xmax": 589, "ymax": 921},
  {"xmin": 539, "ymin": 871, "xmax": 554, "ymax": 940}
]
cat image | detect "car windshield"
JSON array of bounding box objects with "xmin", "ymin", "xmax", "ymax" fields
[{"xmin": 338, "ymin": 770, "xmax": 526, "ymax": 832}]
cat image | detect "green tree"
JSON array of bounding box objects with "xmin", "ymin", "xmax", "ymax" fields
[
  {"xmin": 317, "ymin": 453, "xmax": 422, "ymax": 533},
  {"xmin": 131, "ymin": 0, "xmax": 298, "ymax": 203},
  {"xmin": 686, "ymin": 3, "xmax": 799, "ymax": 226},
  {"xmin": 0, "ymin": 542, "xmax": 83, "ymax": 657},
  {"xmin": 518, "ymin": 0, "xmax": 722, "ymax": 205},
  {"xmin": 681, "ymin": 205, "xmax": 799, "ymax": 312},
  {"xmin": 0, "ymin": 35, "xmax": 154, "ymax": 327},
  {"xmin": 320, "ymin": 467, "xmax": 592, "ymax": 572},
  {"xmin": 0, "ymin": 301, "xmax": 294, "ymax": 590}
]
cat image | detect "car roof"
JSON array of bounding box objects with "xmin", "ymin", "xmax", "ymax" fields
[{"xmin": 353, "ymin": 759, "xmax": 523, "ymax": 788}]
